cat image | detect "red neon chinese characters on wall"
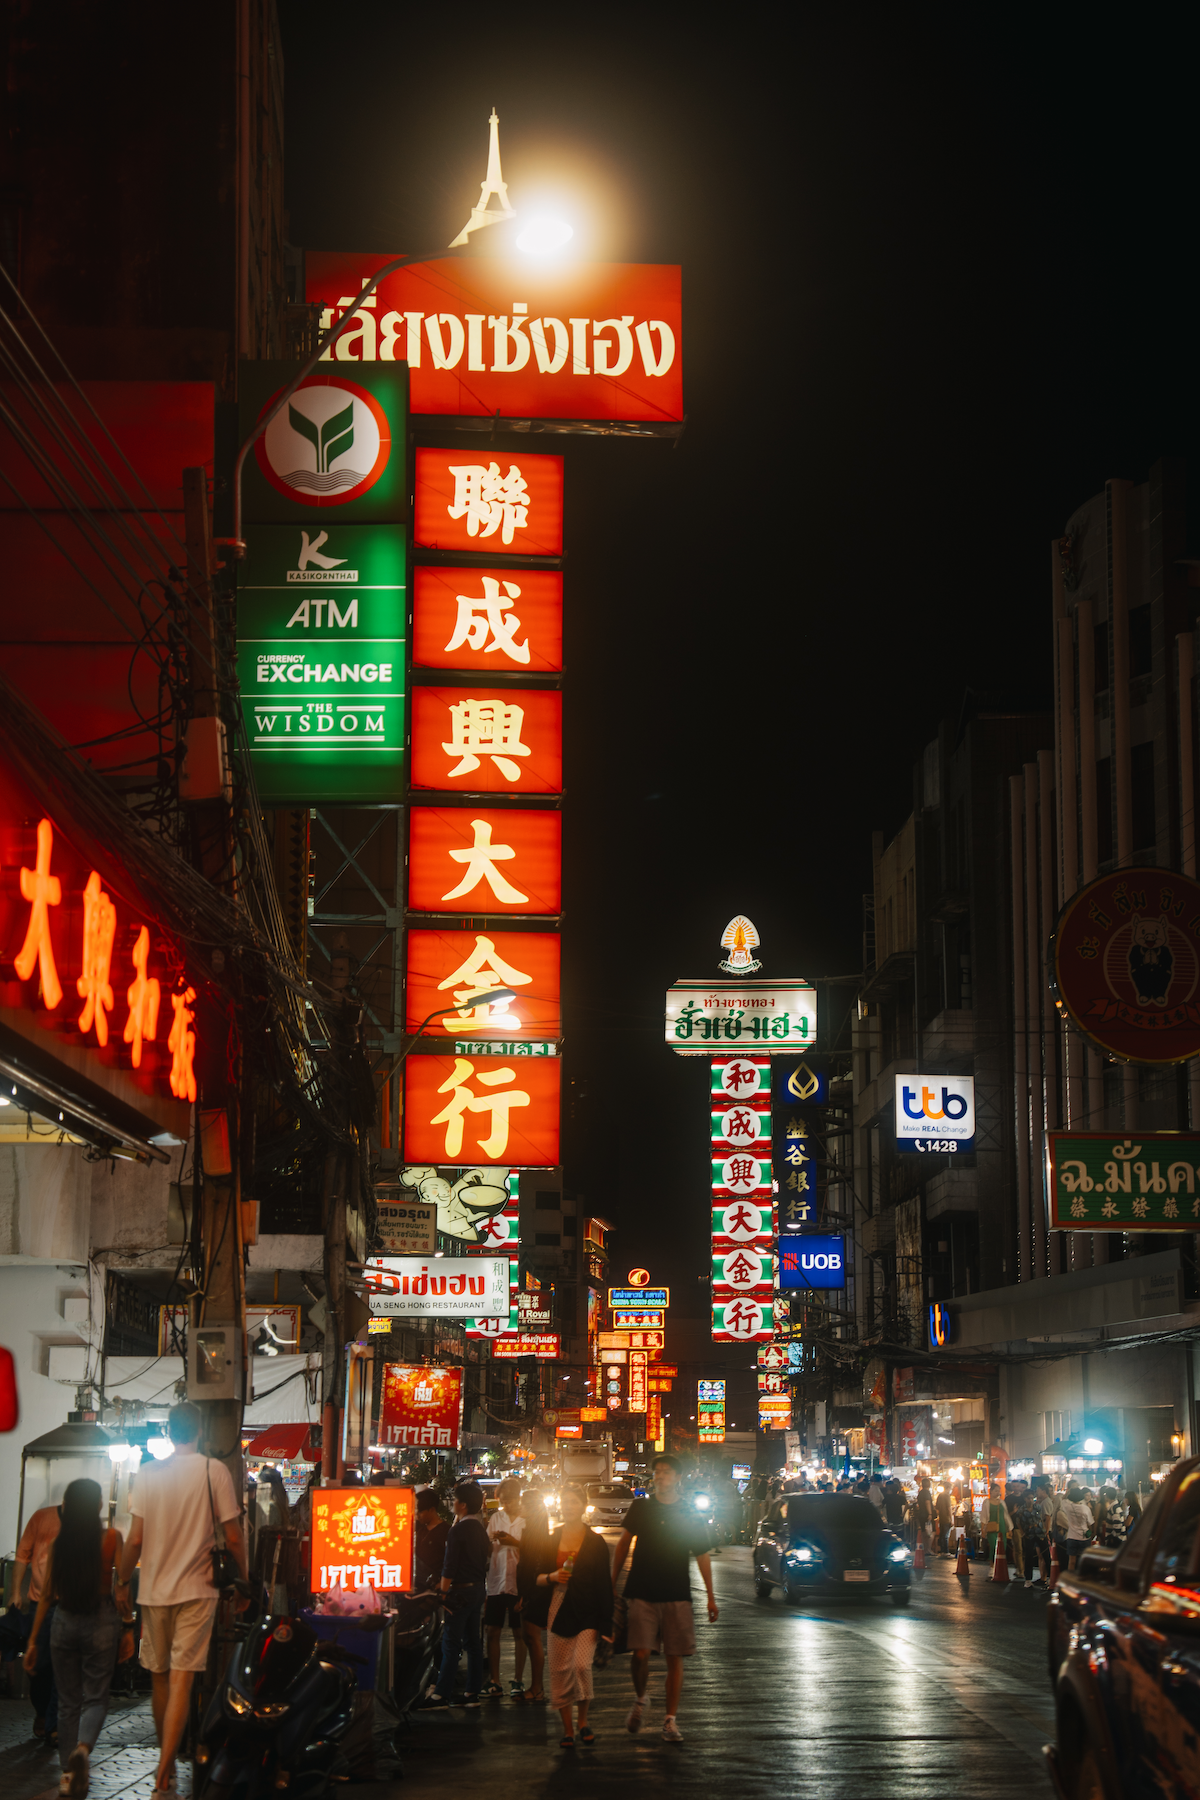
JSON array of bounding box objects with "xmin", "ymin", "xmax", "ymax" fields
[
  {"xmin": 77, "ymin": 871, "xmax": 116, "ymax": 1046},
  {"xmin": 168, "ymin": 988, "xmax": 198, "ymax": 1101},
  {"xmin": 15, "ymin": 817, "xmax": 63, "ymax": 1008}
]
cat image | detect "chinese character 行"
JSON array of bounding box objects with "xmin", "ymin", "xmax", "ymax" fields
[
  {"xmin": 123, "ymin": 927, "xmax": 161, "ymax": 1067},
  {"xmin": 429, "ymin": 1057, "xmax": 530, "ymax": 1158},
  {"xmin": 444, "ymin": 576, "xmax": 530, "ymax": 665},
  {"xmin": 447, "ymin": 462, "xmax": 530, "ymax": 544},
  {"xmin": 435, "ymin": 933, "xmax": 532, "ymax": 1031},
  {"xmin": 14, "ymin": 817, "xmax": 63, "ymax": 1008},
  {"xmin": 76, "ymin": 871, "xmax": 116, "ymax": 1045},
  {"xmin": 722, "ymin": 1299, "xmax": 764, "ymax": 1339},
  {"xmin": 441, "ymin": 818, "xmax": 529, "ymax": 906},
  {"xmin": 168, "ymin": 987, "xmax": 197, "ymax": 1102},
  {"xmin": 441, "ymin": 699, "xmax": 532, "ymax": 783}
]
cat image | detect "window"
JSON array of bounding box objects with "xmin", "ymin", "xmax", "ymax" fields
[
  {"xmin": 1147, "ymin": 1468, "xmax": 1200, "ymax": 1591},
  {"xmin": 1128, "ymin": 606, "xmax": 1152, "ymax": 680},
  {"xmin": 562, "ymin": 1215, "xmax": 576, "ymax": 1234},
  {"xmin": 534, "ymin": 1232, "xmax": 560, "ymax": 1247},
  {"xmin": 1093, "ymin": 620, "xmax": 1110, "ymax": 693},
  {"xmin": 1096, "ymin": 757, "xmax": 1113, "ymax": 864},
  {"xmin": 1131, "ymin": 742, "xmax": 1156, "ymax": 853},
  {"xmin": 535, "ymin": 1192, "xmax": 560, "ymax": 1211}
]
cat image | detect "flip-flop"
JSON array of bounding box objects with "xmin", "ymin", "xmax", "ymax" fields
[
  {"xmin": 578, "ymin": 1727, "xmax": 597, "ymax": 1745},
  {"xmin": 559, "ymin": 1734, "xmax": 575, "ymax": 1749}
]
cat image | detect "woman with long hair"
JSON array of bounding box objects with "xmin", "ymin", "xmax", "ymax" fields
[
  {"xmin": 23, "ymin": 1479, "xmax": 131, "ymax": 1798},
  {"xmin": 526, "ymin": 1483, "xmax": 612, "ymax": 1748},
  {"xmin": 514, "ymin": 1487, "xmax": 551, "ymax": 1702}
]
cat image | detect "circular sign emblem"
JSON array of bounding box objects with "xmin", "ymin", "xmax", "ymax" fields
[
  {"xmin": 254, "ymin": 375, "xmax": 392, "ymax": 507},
  {"xmin": 626, "ymin": 1268, "xmax": 650, "ymax": 1287},
  {"xmin": 1049, "ymin": 870, "xmax": 1200, "ymax": 1063}
]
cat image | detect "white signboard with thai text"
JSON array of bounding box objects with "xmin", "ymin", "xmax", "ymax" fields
[
  {"xmin": 364, "ymin": 1257, "xmax": 510, "ymax": 1317},
  {"xmin": 666, "ymin": 979, "xmax": 817, "ymax": 1055}
]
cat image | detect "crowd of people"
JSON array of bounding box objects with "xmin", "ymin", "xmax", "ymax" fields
[{"xmin": 413, "ymin": 1453, "xmax": 717, "ymax": 1747}]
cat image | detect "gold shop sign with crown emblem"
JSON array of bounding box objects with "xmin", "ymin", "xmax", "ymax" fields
[{"xmin": 665, "ymin": 919, "xmax": 816, "ymax": 1054}]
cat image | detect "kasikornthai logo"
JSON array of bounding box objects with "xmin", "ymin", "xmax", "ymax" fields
[{"xmin": 256, "ymin": 376, "xmax": 391, "ymax": 507}]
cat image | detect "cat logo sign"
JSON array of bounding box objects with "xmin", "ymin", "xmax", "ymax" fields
[{"xmin": 254, "ymin": 375, "xmax": 393, "ymax": 508}]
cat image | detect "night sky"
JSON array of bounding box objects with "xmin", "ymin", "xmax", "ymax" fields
[{"xmin": 282, "ymin": 6, "xmax": 1199, "ymax": 1312}]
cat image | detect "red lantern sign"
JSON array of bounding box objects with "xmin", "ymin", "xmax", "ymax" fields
[
  {"xmin": 407, "ymin": 808, "xmax": 562, "ymax": 917},
  {"xmin": 410, "ymin": 687, "xmax": 562, "ymax": 796},
  {"xmin": 406, "ymin": 928, "xmax": 561, "ymax": 1040},
  {"xmin": 404, "ymin": 1053, "xmax": 560, "ymax": 1167},
  {"xmin": 1049, "ymin": 870, "xmax": 1200, "ymax": 1063},
  {"xmin": 413, "ymin": 448, "xmax": 563, "ymax": 558},
  {"xmin": 412, "ymin": 566, "xmax": 563, "ymax": 675}
]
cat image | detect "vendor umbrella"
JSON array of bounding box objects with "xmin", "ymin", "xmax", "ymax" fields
[{"xmin": 244, "ymin": 1423, "xmax": 320, "ymax": 1463}]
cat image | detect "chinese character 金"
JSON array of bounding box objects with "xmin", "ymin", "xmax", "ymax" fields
[{"xmin": 436, "ymin": 933, "xmax": 531, "ymax": 1031}]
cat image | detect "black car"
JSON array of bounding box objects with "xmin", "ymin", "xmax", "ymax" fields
[
  {"xmin": 753, "ymin": 1492, "xmax": 913, "ymax": 1606},
  {"xmin": 1045, "ymin": 1455, "xmax": 1200, "ymax": 1800}
]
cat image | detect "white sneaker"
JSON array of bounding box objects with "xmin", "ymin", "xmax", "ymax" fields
[
  {"xmin": 663, "ymin": 1716, "xmax": 683, "ymax": 1743},
  {"xmin": 625, "ymin": 1699, "xmax": 645, "ymax": 1733}
]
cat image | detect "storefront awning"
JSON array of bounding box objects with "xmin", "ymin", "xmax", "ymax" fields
[{"xmin": 244, "ymin": 1423, "xmax": 320, "ymax": 1463}]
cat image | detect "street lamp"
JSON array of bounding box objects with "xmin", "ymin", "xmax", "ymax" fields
[{"xmin": 379, "ymin": 988, "xmax": 515, "ymax": 1087}]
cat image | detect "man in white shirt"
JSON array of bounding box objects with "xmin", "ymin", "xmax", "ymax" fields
[
  {"xmin": 1055, "ymin": 1482, "xmax": 1095, "ymax": 1571},
  {"xmin": 117, "ymin": 1402, "xmax": 247, "ymax": 1793},
  {"xmin": 482, "ymin": 1477, "xmax": 527, "ymax": 1699}
]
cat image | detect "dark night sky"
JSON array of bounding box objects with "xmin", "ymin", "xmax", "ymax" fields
[{"xmin": 282, "ymin": 5, "xmax": 1200, "ymax": 1313}]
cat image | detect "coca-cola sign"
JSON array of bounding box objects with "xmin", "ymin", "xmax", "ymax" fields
[{"xmin": 306, "ymin": 253, "xmax": 682, "ymax": 428}]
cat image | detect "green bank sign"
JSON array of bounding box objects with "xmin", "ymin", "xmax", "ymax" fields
[
  {"xmin": 1046, "ymin": 1131, "xmax": 1200, "ymax": 1230},
  {"xmin": 237, "ymin": 523, "xmax": 406, "ymax": 803}
]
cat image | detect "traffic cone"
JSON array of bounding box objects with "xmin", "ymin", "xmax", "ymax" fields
[
  {"xmin": 955, "ymin": 1535, "xmax": 970, "ymax": 1578},
  {"xmin": 990, "ymin": 1534, "xmax": 1010, "ymax": 1586},
  {"xmin": 913, "ymin": 1534, "xmax": 926, "ymax": 1577},
  {"xmin": 1048, "ymin": 1541, "xmax": 1060, "ymax": 1591}
]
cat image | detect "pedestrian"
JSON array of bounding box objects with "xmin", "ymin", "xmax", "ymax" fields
[
  {"xmin": 116, "ymin": 1401, "xmax": 247, "ymax": 1795},
  {"xmin": 611, "ymin": 1453, "xmax": 718, "ymax": 1745},
  {"xmin": 515, "ymin": 1488, "xmax": 550, "ymax": 1702},
  {"xmin": 934, "ymin": 1482, "xmax": 952, "ymax": 1555},
  {"xmin": 527, "ymin": 1483, "xmax": 613, "ymax": 1749},
  {"xmin": 883, "ymin": 1479, "xmax": 906, "ymax": 1529},
  {"xmin": 413, "ymin": 1490, "xmax": 450, "ymax": 1591},
  {"xmin": 22, "ymin": 1478, "xmax": 132, "ymax": 1799},
  {"xmin": 14, "ymin": 1490, "xmax": 64, "ymax": 1744},
  {"xmin": 984, "ymin": 1484, "xmax": 1012, "ymax": 1564},
  {"xmin": 483, "ymin": 1476, "xmax": 527, "ymax": 1700},
  {"xmin": 915, "ymin": 1477, "xmax": 935, "ymax": 1557},
  {"xmin": 419, "ymin": 1480, "xmax": 490, "ymax": 1711},
  {"xmin": 867, "ymin": 1473, "xmax": 886, "ymax": 1516},
  {"xmin": 1054, "ymin": 1481, "xmax": 1094, "ymax": 1572}
]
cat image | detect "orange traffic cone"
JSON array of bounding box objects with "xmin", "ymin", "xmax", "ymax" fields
[
  {"xmin": 990, "ymin": 1534, "xmax": 1010, "ymax": 1585},
  {"xmin": 955, "ymin": 1534, "xmax": 970, "ymax": 1578},
  {"xmin": 913, "ymin": 1533, "xmax": 926, "ymax": 1577},
  {"xmin": 1048, "ymin": 1541, "xmax": 1060, "ymax": 1591}
]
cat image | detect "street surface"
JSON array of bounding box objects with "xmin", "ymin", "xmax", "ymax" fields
[{"xmin": 0, "ymin": 1550, "xmax": 1058, "ymax": 1800}]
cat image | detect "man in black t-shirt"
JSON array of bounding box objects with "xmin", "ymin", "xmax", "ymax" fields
[{"xmin": 611, "ymin": 1454, "xmax": 718, "ymax": 1744}]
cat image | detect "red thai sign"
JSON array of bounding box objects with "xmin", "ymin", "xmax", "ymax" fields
[
  {"xmin": 412, "ymin": 566, "xmax": 563, "ymax": 674},
  {"xmin": 414, "ymin": 448, "xmax": 563, "ymax": 557},
  {"xmin": 490, "ymin": 1334, "xmax": 561, "ymax": 1359},
  {"xmin": 306, "ymin": 254, "xmax": 683, "ymax": 425},
  {"xmin": 378, "ymin": 1365, "xmax": 462, "ymax": 1449},
  {"xmin": 407, "ymin": 808, "xmax": 562, "ymax": 916},
  {"xmin": 405, "ymin": 928, "xmax": 561, "ymax": 1040},
  {"xmin": 403, "ymin": 1052, "xmax": 560, "ymax": 1166},
  {"xmin": 0, "ymin": 771, "xmax": 194, "ymax": 1127},
  {"xmin": 410, "ymin": 687, "xmax": 562, "ymax": 795},
  {"xmin": 1049, "ymin": 870, "xmax": 1200, "ymax": 1063},
  {"xmin": 310, "ymin": 1486, "xmax": 414, "ymax": 1595}
]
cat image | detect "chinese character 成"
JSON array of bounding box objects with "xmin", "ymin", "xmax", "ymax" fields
[
  {"xmin": 14, "ymin": 817, "xmax": 63, "ymax": 1008},
  {"xmin": 436, "ymin": 933, "xmax": 531, "ymax": 1031},
  {"xmin": 168, "ymin": 987, "xmax": 198, "ymax": 1102},
  {"xmin": 123, "ymin": 926, "xmax": 161, "ymax": 1068},
  {"xmin": 442, "ymin": 818, "xmax": 529, "ymax": 905},
  {"xmin": 441, "ymin": 699, "xmax": 532, "ymax": 782},
  {"xmin": 76, "ymin": 871, "xmax": 116, "ymax": 1046},
  {"xmin": 444, "ymin": 576, "xmax": 530, "ymax": 665},
  {"xmin": 447, "ymin": 462, "xmax": 530, "ymax": 544},
  {"xmin": 430, "ymin": 1057, "xmax": 530, "ymax": 1158}
]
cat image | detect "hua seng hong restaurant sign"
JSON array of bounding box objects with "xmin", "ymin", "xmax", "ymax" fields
[
  {"xmin": 307, "ymin": 255, "xmax": 682, "ymax": 429},
  {"xmin": 0, "ymin": 764, "xmax": 195, "ymax": 1144}
]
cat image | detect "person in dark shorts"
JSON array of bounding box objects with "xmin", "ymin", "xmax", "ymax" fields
[
  {"xmin": 611, "ymin": 1454, "xmax": 717, "ymax": 1744},
  {"xmin": 482, "ymin": 1477, "xmax": 526, "ymax": 1699},
  {"xmin": 419, "ymin": 1481, "xmax": 490, "ymax": 1710}
]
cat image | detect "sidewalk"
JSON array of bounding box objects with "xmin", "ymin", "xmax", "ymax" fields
[{"xmin": 0, "ymin": 1691, "xmax": 187, "ymax": 1800}]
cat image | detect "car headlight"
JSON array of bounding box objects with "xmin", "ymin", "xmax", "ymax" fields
[
  {"xmin": 585, "ymin": 1504, "xmax": 595, "ymax": 1514},
  {"xmin": 784, "ymin": 1545, "xmax": 815, "ymax": 1563},
  {"xmin": 888, "ymin": 1544, "xmax": 910, "ymax": 1563},
  {"xmin": 226, "ymin": 1685, "xmax": 252, "ymax": 1716}
]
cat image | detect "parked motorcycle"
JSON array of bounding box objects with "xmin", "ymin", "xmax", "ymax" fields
[{"xmin": 196, "ymin": 1613, "xmax": 364, "ymax": 1799}]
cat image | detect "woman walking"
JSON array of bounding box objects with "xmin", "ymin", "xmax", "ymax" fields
[
  {"xmin": 527, "ymin": 1483, "xmax": 612, "ymax": 1749},
  {"xmin": 23, "ymin": 1478, "xmax": 131, "ymax": 1798},
  {"xmin": 515, "ymin": 1488, "xmax": 551, "ymax": 1703}
]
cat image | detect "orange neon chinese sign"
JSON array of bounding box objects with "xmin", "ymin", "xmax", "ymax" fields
[
  {"xmin": 407, "ymin": 808, "xmax": 562, "ymax": 916},
  {"xmin": 405, "ymin": 928, "xmax": 561, "ymax": 1040},
  {"xmin": 413, "ymin": 448, "xmax": 564, "ymax": 557},
  {"xmin": 404, "ymin": 1053, "xmax": 560, "ymax": 1167},
  {"xmin": 410, "ymin": 687, "xmax": 562, "ymax": 796},
  {"xmin": 412, "ymin": 566, "xmax": 563, "ymax": 675},
  {"xmin": 310, "ymin": 1486, "xmax": 414, "ymax": 1595}
]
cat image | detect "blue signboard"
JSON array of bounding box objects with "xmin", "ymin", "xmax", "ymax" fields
[
  {"xmin": 608, "ymin": 1288, "xmax": 669, "ymax": 1308},
  {"xmin": 773, "ymin": 1059, "xmax": 827, "ymax": 1106},
  {"xmin": 778, "ymin": 1234, "xmax": 846, "ymax": 1291}
]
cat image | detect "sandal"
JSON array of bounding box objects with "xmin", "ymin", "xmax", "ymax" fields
[
  {"xmin": 529, "ymin": 1689, "xmax": 547, "ymax": 1702},
  {"xmin": 578, "ymin": 1726, "xmax": 596, "ymax": 1745},
  {"xmin": 559, "ymin": 1734, "xmax": 575, "ymax": 1749}
]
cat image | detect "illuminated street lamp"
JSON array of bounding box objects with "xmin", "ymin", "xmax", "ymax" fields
[{"xmin": 227, "ymin": 112, "xmax": 572, "ymax": 552}]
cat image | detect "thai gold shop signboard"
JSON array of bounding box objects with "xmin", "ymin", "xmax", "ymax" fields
[{"xmin": 1046, "ymin": 1132, "xmax": 1200, "ymax": 1229}]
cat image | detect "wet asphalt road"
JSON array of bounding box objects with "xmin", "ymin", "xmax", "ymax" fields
[
  {"xmin": 0, "ymin": 1547, "xmax": 1059, "ymax": 1800},
  {"xmin": 396, "ymin": 1545, "xmax": 1059, "ymax": 1800}
]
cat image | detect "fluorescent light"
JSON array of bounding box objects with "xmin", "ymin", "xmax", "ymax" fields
[
  {"xmin": 146, "ymin": 1436, "xmax": 173, "ymax": 1460},
  {"xmin": 516, "ymin": 217, "xmax": 573, "ymax": 255}
]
